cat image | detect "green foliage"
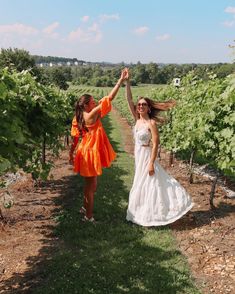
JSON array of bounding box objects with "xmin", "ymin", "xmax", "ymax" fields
[
  {"xmin": 3, "ymin": 48, "xmax": 232, "ymax": 88},
  {"xmin": 0, "ymin": 48, "xmax": 42, "ymax": 80},
  {"xmin": 42, "ymin": 66, "xmax": 72, "ymax": 90},
  {"xmin": 69, "ymin": 62, "xmax": 235, "ymax": 87},
  {"xmin": 153, "ymin": 72, "xmax": 235, "ymax": 175},
  {"xmin": 0, "ymin": 67, "xmax": 71, "ymax": 180}
]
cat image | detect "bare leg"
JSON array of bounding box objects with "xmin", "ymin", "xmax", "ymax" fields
[{"xmin": 83, "ymin": 176, "xmax": 97, "ymax": 219}]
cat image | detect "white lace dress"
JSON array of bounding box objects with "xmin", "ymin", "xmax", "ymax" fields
[{"xmin": 126, "ymin": 125, "xmax": 193, "ymax": 226}]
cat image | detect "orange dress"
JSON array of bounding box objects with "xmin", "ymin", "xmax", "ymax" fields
[
  {"xmin": 74, "ymin": 96, "xmax": 116, "ymax": 177},
  {"xmin": 71, "ymin": 116, "xmax": 79, "ymax": 137},
  {"xmin": 69, "ymin": 116, "xmax": 79, "ymax": 162}
]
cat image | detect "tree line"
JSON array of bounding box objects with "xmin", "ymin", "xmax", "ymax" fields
[{"xmin": 0, "ymin": 48, "xmax": 235, "ymax": 90}]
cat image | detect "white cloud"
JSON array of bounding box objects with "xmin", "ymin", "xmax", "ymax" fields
[
  {"xmin": 67, "ymin": 14, "xmax": 118, "ymax": 44},
  {"xmin": 223, "ymin": 7, "xmax": 235, "ymax": 27},
  {"xmin": 0, "ymin": 22, "xmax": 64, "ymax": 54},
  {"xmin": 222, "ymin": 20, "xmax": 235, "ymax": 27},
  {"xmin": 81, "ymin": 16, "xmax": 90, "ymax": 22},
  {"xmin": 42, "ymin": 22, "xmax": 60, "ymax": 38},
  {"xmin": 133, "ymin": 26, "xmax": 149, "ymax": 36},
  {"xmin": 68, "ymin": 23, "xmax": 102, "ymax": 43},
  {"xmin": 0, "ymin": 23, "xmax": 38, "ymax": 35},
  {"xmin": 99, "ymin": 14, "xmax": 119, "ymax": 23},
  {"xmin": 225, "ymin": 6, "xmax": 235, "ymax": 14},
  {"xmin": 156, "ymin": 34, "xmax": 171, "ymax": 41}
]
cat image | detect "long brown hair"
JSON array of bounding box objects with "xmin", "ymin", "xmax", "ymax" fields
[
  {"xmin": 136, "ymin": 97, "xmax": 176, "ymax": 123},
  {"xmin": 75, "ymin": 94, "xmax": 92, "ymax": 134}
]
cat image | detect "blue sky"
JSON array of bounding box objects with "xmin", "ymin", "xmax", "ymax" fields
[{"xmin": 0, "ymin": 0, "xmax": 234, "ymax": 64}]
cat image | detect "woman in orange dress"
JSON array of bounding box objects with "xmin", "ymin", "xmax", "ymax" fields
[{"xmin": 74, "ymin": 69, "xmax": 127, "ymax": 222}]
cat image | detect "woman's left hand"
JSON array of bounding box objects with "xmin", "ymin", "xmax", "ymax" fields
[{"xmin": 148, "ymin": 163, "xmax": 155, "ymax": 176}]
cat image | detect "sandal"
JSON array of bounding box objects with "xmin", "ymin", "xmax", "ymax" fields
[
  {"xmin": 82, "ymin": 216, "xmax": 96, "ymax": 223},
  {"xmin": 79, "ymin": 206, "xmax": 86, "ymax": 215}
]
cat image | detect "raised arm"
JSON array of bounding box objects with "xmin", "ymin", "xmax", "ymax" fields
[
  {"xmin": 125, "ymin": 71, "xmax": 137, "ymax": 120},
  {"xmin": 84, "ymin": 69, "xmax": 127, "ymax": 123},
  {"xmin": 108, "ymin": 68, "xmax": 127, "ymax": 101}
]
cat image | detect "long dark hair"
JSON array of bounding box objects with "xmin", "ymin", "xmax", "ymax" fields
[
  {"xmin": 136, "ymin": 97, "xmax": 176, "ymax": 123},
  {"xmin": 75, "ymin": 94, "xmax": 92, "ymax": 134}
]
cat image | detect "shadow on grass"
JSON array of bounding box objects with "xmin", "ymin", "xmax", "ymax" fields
[{"xmin": 0, "ymin": 114, "xmax": 199, "ymax": 294}]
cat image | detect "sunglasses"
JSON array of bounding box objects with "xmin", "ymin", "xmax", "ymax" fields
[{"xmin": 137, "ymin": 102, "xmax": 148, "ymax": 107}]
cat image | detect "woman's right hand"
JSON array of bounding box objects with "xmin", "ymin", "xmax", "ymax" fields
[
  {"xmin": 108, "ymin": 68, "xmax": 128, "ymax": 100},
  {"xmin": 120, "ymin": 68, "xmax": 129, "ymax": 82},
  {"xmin": 148, "ymin": 162, "xmax": 155, "ymax": 176}
]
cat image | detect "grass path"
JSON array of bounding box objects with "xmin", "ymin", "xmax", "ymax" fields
[{"xmin": 33, "ymin": 111, "xmax": 200, "ymax": 294}]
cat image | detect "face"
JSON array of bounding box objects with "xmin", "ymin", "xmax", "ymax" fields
[
  {"xmin": 85, "ymin": 96, "xmax": 96, "ymax": 111},
  {"xmin": 137, "ymin": 99, "xmax": 148, "ymax": 114}
]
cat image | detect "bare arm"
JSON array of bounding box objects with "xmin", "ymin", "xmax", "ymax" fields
[
  {"xmin": 125, "ymin": 77, "xmax": 137, "ymax": 121},
  {"xmin": 84, "ymin": 69, "xmax": 127, "ymax": 123},
  {"xmin": 108, "ymin": 69, "xmax": 126, "ymax": 101},
  {"xmin": 108, "ymin": 78, "xmax": 123, "ymax": 101},
  {"xmin": 148, "ymin": 120, "xmax": 159, "ymax": 176}
]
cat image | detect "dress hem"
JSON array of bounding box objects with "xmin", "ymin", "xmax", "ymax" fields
[{"xmin": 126, "ymin": 202, "xmax": 194, "ymax": 227}]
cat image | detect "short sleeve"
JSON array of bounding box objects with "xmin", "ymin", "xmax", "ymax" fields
[
  {"xmin": 98, "ymin": 96, "xmax": 112, "ymax": 118},
  {"xmin": 71, "ymin": 116, "xmax": 79, "ymax": 137}
]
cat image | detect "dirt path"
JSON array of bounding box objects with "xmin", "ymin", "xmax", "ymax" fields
[
  {"xmin": 0, "ymin": 151, "xmax": 78, "ymax": 293},
  {"xmin": 0, "ymin": 109, "xmax": 235, "ymax": 294}
]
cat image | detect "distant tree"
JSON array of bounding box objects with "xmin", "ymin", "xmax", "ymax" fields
[
  {"xmin": 93, "ymin": 65, "xmax": 104, "ymax": 78},
  {"xmin": 43, "ymin": 67, "xmax": 71, "ymax": 90},
  {"xmin": 216, "ymin": 63, "xmax": 235, "ymax": 78},
  {"xmin": 133, "ymin": 62, "xmax": 149, "ymax": 83},
  {"xmin": 32, "ymin": 55, "xmax": 81, "ymax": 65},
  {"xmin": 0, "ymin": 48, "xmax": 41, "ymax": 78},
  {"xmin": 146, "ymin": 63, "xmax": 159, "ymax": 84},
  {"xmin": 63, "ymin": 67, "xmax": 73, "ymax": 82},
  {"xmin": 158, "ymin": 65, "xmax": 176, "ymax": 84},
  {"xmin": 90, "ymin": 77, "xmax": 100, "ymax": 87}
]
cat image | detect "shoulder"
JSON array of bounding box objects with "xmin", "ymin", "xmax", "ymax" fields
[
  {"xmin": 148, "ymin": 119, "xmax": 157, "ymax": 128},
  {"xmin": 149, "ymin": 119, "xmax": 156, "ymax": 126},
  {"xmin": 148, "ymin": 119, "xmax": 158, "ymax": 133}
]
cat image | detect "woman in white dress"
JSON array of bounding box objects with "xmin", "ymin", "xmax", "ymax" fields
[{"xmin": 125, "ymin": 70, "xmax": 193, "ymax": 226}]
